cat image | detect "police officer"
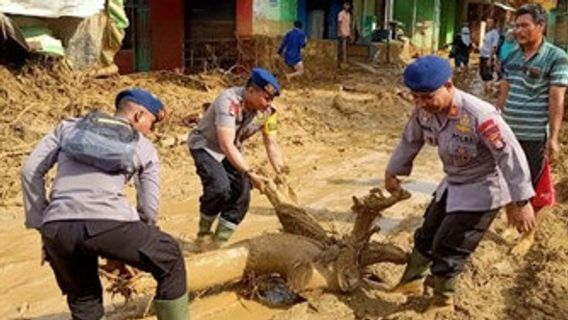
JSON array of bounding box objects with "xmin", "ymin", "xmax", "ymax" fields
[
  {"xmin": 188, "ymin": 68, "xmax": 287, "ymax": 249},
  {"xmin": 384, "ymin": 56, "xmax": 536, "ymax": 314},
  {"xmin": 21, "ymin": 89, "xmax": 187, "ymax": 320}
]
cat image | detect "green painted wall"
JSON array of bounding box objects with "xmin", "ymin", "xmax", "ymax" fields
[
  {"xmin": 280, "ymin": 0, "xmax": 297, "ymax": 21},
  {"xmin": 352, "ymin": 0, "xmax": 377, "ymax": 41},
  {"xmin": 362, "ymin": 0, "xmax": 377, "ymax": 40},
  {"xmin": 439, "ymin": 0, "xmax": 457, "ymax": 48},
  {"xmin": 253, "ymin": 0, "xmax": 297, "ymax": 36},
  {"xmin": 394, "ymin": 0, "xmax": 436, "ymax": 50},
  {"xmin": 394, "ymin": 0, "xmax": 414, "ymax": 37},
  {"xmin": 394, "ymin": 0, "xmax": 458, "ymax": 51}
]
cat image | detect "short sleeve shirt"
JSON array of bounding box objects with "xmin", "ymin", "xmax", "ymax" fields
[
  {"xmin": 338, "ymin": 10, "xmax": 351, "ymax": 37},
  {"xmin": 480, "ymin": 29, "xmax": 500, "ymax": 58},
  {"xmin": 502, "ymin": 41, "xmax": 568, "ymax": 141},
  {"xmin": 188, "ymin": 86, "xmax": 278, "ymax": 161}
]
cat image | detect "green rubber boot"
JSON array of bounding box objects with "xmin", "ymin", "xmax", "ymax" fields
[
  {"xmin": 154, "ymin": 292, "xmax": 189, "ymax": 320},
  {"xmin": 423, "ymin": 276, "xmax": 456, "ymax": 315},
  {"xmin": 197, "ymin": 214, "xmax": 215, "ymax": 237},
  {"xmin": 390, "ymin": 248, "xmax": 431, "ymax": 295},
  {"xmin": 212, "ymin": 219, "xmax": 235, "ymax": 246}
]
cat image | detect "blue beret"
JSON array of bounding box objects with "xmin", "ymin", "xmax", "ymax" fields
[
  {"xmin": 403, "ymin": 55, "xmax": 452, "ymax": 93},
  {"xmin": 250, "ymin": 67, "xmax": 281, "ymax": 97},
  {"xmin": 115, "ymin": 88, "xmax": 165, "ymax": 121}
]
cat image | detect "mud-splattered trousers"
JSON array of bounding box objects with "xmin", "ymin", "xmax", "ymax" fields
[
  {"xmin": 41, "ymin": 220, "xmax": 187, "ymax": 320},
  {"xmin": 413, "ymin": 191, "xmax": 498, "ymax": 277},
  {"xmin": 191, "ymin": 148, "xmax": 251, "ymax": 228},
  {"xmin": 21, "ymin": 117, "xmax": 186, "ymax": 320}
]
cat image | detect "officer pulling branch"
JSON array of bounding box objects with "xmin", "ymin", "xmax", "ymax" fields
[
  {"xmin": 385, "ymin": 56, "xmax": 536, "ymax": 315},
  {"xmin": 188, "ymin": 68, "xmax": 289, "ymax": 250},
  {"xmin": 21, "ymin": 89, "xmax": 188, "ymax": 320}
]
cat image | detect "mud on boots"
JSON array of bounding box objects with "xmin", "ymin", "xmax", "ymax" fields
[
  {"xmin": 390, "ymin": 248, "xmax": 431, "ymax": 295},
  {"xmin": 154, "ymin": 292, "xmax": 189, "ymax": 320},
  {"xmin": 212, "ymin": 218, "xmax": 236, "ymax": 246},
  {"xmin": 195, "ymin": 213, "xmax": 217, "ymax": 252},
  {"xmin": 423, "ymin": 276, "xmax": 456, "ymax": 315},
  {"xmin": 195, "ymin": 216, "xmax": 236, "ymax": 252}
]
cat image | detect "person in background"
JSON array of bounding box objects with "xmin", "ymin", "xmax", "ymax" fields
[
  {"xmin": 451, "ymin": 22, "xmax": 473, "ymax": 72},
  {"xmin": 278, "ymin": 20, "xmax": 307, "ymax": 81},
  {"xmin": 337, "ymin": 2, "xmax": 352, "ymax": 67},
  {"xmin": 479, "ymin": 17, "xmax": 501, "ymax": 95},
  {"xmin": 496, "ymin": 28, "xmax": 517, "ymax": 81},
  {"xmin": 497, "ymin": 4, "xmax": 567, "ymax": 248}
]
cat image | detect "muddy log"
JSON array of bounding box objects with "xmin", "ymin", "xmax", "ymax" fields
[
  {"xmin": 105, "ymin": 175, "xmax": 410, "ymax": 318},
  {"xmin": 184, "ymin": 179, "xmax": 407, "ymax": 292}
]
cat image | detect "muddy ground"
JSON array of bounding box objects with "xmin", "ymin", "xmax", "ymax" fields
[{"xmin": 0, "ymin": 61, "xmax": 567, "ymax": 320}]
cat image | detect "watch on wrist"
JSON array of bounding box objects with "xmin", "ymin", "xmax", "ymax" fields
[{"xmin": 515, "ymin": 200, "xmax": 529, "ymax": 207}]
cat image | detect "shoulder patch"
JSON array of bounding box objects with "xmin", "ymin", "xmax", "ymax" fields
[
  {"xmin": 479, "ymin": 119, "xmax": 505, "ymax": 150},
  {"xmin": 229, "ymin": 101, "xmax": 240, "ymax": 117}
]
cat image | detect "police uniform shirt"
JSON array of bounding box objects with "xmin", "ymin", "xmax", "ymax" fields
[
  {"xmin": 386, "ymin": 89, "xmax": 534, "ymax": 212},
  {"xmin": 22, "ymin": 117, "xmax": 160, "ymax": 228},
  {"xmin": 188, "ymin": 86, "xmax": 278, "ymax": 162}
]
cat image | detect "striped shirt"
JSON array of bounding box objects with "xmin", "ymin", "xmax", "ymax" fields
[{"xmin": 502, "ymin": 41, "xmax": 568, "ymax": 141}]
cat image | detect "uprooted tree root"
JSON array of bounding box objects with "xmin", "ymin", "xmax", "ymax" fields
[{"xmin": 102, "ymin": 174, "xmax": 411, "ymax": 318}]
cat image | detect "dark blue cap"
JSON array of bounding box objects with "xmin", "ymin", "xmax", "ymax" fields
[
  {"xmin": 115, "ymin": 88, "xmax": 165, "ymax": 122},
  {"xmin": 250, "ymin": 67, "xmax": 281, "ymax": 97},
  {"xmin": 403, "ymin": 55, "xmax": 452, "ymax": 93}
]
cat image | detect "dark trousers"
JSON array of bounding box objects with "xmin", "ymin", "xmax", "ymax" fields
[
  {"xmin": 414, "ymin": 192, "xmax": 499, "ymax": 278},
  {"xmin": 338, "ymin": 36, "xmax": 349, "ymax": 65},
  {"xmin": 519, "ymin": 140, "xmax": 546, "ymax": 187},
  {"xmin": 479, "ymin": 57, "xmax": 494, "ymax": 81},
  {"xmin": 455, "ymin": 52, "xmax": 469, "ymax": 67},
  {"xmin": 41, "ymin": 220, "xmax": 187, "ymax": 320},
  {"xmin": 190, "ymin": 148, "xmax": 251, "ymax": 225}
]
